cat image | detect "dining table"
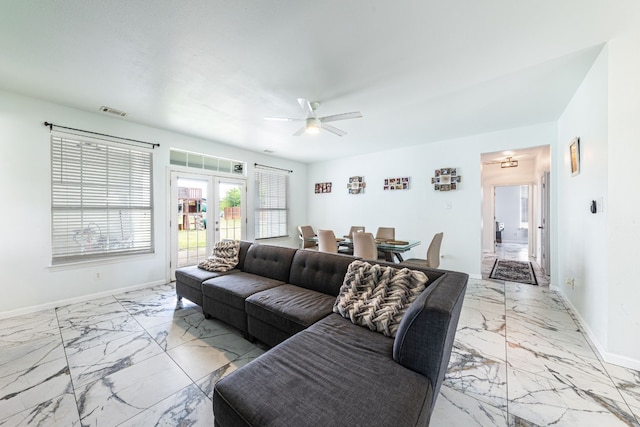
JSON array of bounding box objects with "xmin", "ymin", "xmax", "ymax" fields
[{"xmin": 305, "ymin": 236, "xmax": 421, "ymax": 263}]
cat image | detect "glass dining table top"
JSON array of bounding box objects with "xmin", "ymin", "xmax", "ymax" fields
[
  {"xmin": 342, "ymin": 238, "xmax": 421, "ymax": 252},
  {"xmin": 305, "ymin": 236, "xmax": 421, "ymax": 253}
]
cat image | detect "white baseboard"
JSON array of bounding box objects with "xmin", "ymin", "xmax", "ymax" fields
[
  {"xmin": 558, "ymin": 291, "xmax": 640, "ymax": 372},
  {"xmin": 469, "ymin": 273, "xmax": 483, "ymax": 280},
  {"xmin": 0, "ymin": 280, "xmax": 167, "ymax": 320}
]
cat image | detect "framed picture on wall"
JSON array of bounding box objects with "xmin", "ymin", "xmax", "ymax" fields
[{"xmin": 570, "ymin": 137, "xmax": 580, "ymax": 176}]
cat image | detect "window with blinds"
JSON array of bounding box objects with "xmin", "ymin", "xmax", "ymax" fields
[
  {"xmin": 254, "ymin": 167, "xmax": 289, "ymax": 239},
  {"xmin": 51, "ymin": 134, "xmax": 154, "ymax": 264}
]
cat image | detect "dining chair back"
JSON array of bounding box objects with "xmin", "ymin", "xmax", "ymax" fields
[
  {"xmin": 375, "ymin": 227, "xmax": 395, "ymax": 241},
  {"xmin": 353, "ymin": 232, "xmax": 378, "ymax": 260},
  {"xmin": 318, "ymin": 229, "xmax": 338, "ymax": 253},
  {"xmin": 346, "ymin": 226, "xmax": 365, "ymax": 238},
  {"xmin": 400, "ymin": 232, "xmax": 443, "ymax": 268},
  {"xmin": 426, "ymin": 232, "xmax": 444, "ymax": 268},
  {"xmin": 298, "ymin": 225, "xmax": 317, "ymax": 249}
]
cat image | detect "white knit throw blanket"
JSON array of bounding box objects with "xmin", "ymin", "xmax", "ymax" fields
[
  {"xmin": 334, "ymin": 260, "xmax": 428, "ymax": 337},
  {"xmin": 198, "ymin": 240, "xmax": 240, "ymax": 272}
]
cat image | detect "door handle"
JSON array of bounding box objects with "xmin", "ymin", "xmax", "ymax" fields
[{"xmin": 538, "ymin": 226, "xmax": 544, "ymax": 229}]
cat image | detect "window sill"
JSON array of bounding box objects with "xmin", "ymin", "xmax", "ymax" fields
[{"xmin": 48, "ymin": 252, "xmax": 156, "ymax": 271}]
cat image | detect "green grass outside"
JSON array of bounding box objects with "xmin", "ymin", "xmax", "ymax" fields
[
  {"xmin": 177, "ymin": 218, "xmax": 243, "ymax": 250},
  {"xmin": 178, "ymin": 229, "xmax": 207, "ymax": 250}
]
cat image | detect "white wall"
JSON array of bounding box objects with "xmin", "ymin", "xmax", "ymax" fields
[
  {"xmin": 0, "ymin": 89, "xmax": 307, "ymax": 317},
  {"xmin": 556, "ymin": 27, "xmax": 640, "ymax": 369},
  {"xmin": 307, "ymin": 123, "xmax": 556, "ymax": 277},
  {"xmin": 605, "ymin": 28, "xmax": 640, "ymax": 366},
  {"xmin": 556, "ymin": 44, "xmax": 609, "ymax": 356}
]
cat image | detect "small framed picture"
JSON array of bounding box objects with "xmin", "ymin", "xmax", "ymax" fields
[{"xmin": 570, "ymin": 137, "xmax": 580, "ymax": 176}]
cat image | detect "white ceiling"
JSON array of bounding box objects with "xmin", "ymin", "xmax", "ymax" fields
[{"xmin": 1, "ymin": 1, "xmax": 637, "ymax": 163}]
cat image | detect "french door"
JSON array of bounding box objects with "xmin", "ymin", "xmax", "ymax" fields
[{"xmin": 169, "ymin": 171, "xmax": 246, "ymax": 280}]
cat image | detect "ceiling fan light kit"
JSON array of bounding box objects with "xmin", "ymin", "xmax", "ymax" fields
[
  {"xmin": 265, "ymin": 98, "xmax": 362, "ymax": 137},
  {"xmin": 305, "ymin": 118, "xmax": 322, "ymax": 134}
]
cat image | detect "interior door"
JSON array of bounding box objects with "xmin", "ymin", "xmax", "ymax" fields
[{"xmin": 540, "ymin": 172, "xmax": 551, "ymax": 275}]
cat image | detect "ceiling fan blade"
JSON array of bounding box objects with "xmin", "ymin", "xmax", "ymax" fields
[
  {"xmin": 319, "ymin": 111, "xmax": 363, "ymax": 123},
  {"xmin": 321, "ymin": 123, "xmax": 346, "ymax": 137},
  {"xmin": 264, "ymin": 116, "xmax": 303, "ymax": 122},
  {"xmin": 292, "ymin": 126, "xmax": 306, "ymax": 136},
  {"xmin": 297, "ymin": 98, "xmax": 316, "ymax": 118}
]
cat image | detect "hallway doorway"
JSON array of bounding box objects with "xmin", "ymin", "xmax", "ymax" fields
[{"xmin": 480, "ymin": 145, "xmax": 551, "ymax": 285}]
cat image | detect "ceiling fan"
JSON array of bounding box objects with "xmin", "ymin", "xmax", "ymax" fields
[{"xmin": 265, "ymin": 98, "xmax": 363, "ymax": 137}]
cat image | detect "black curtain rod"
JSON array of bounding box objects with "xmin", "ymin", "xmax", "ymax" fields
[
  {"xmin": 44, "ymin": 121, "xmax": 159, "ymax": 149},
  {"xmin": 254, "ymin": 163, "xmax": 293, "ymax": 173}
]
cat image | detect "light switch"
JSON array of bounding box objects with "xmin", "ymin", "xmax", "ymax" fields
[{"xmin": 445, "ymin": 202, "xmax": 452, "ymax": 209}]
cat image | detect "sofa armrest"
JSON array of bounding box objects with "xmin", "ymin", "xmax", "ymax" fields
[{"xmin": 392, "ymin": 270, "xmax": 467, "ymax": 405}]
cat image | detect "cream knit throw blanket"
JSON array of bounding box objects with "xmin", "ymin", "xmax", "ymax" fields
[
  {"xmin": 334, "ymin": 260, "xmax": 428, "ymax": 337},
  {"xmin": 198, "ymin": 240, "xmax": 240, "ymax": 272}
]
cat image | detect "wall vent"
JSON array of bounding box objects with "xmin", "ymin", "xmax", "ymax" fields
[{"xmin": 99, "ymin": 106, "xmax": 127, "ymax": 117}]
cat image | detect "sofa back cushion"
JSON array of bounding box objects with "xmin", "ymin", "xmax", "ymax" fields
[
  {"xmin": 289, "ymin": 250, "xmax": 355, "ymax": 296},
  {"xmin": 242, "ymin": 244, "xmax": 297, "ymax": 282},
  {"xmin": 236, "ymin": 241, "xmax": 252, "ymax": 270}
]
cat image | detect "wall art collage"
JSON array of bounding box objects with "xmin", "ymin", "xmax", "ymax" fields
[
  {"xmin": 314, "ymin": 182, "xmax": 332, "ymax": 193},
  {"xmin": 383, "ymin": 177, "xmax": 410, "ymax": 190},
  {"xmin": 431, "ymin": 168, "xmax": 461, "ymax": 191},
  {"xmin": 313, "ymin": 169, "xmax": 460, "ymax": 194}
]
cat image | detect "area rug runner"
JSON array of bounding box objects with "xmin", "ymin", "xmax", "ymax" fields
[{"xmin": 489, "ymin": 259, "xmax": 538, "ymax": 285}]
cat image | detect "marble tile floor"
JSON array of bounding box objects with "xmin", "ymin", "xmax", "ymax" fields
[
  {"xmin": 432, "ymin": 277, "xmax": 640, "ymax": 426},
  {"xmin": 1, "ymin": 277, "xmax": 639, "ymax": 426},
  {"xmin": 0, "ymin": 284, "xmax": 266, "ymax": 426}
]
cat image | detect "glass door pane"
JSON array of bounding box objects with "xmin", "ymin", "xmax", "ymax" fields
[
  {"xmin": 216, "ymin": 179, "xmax": 245, "ymax": 242},
  {"xmin": 176, "ymin": 177, "xmax": 209, "ymax": 268}
]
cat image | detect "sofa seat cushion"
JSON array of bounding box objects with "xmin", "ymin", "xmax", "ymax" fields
[
  {"xmin": 213, "ymin": 313, "xmax": 433, "ymax": 427},
  {"xmin": 245, "ymin": 284, "xmax": 336, "ymax": 336},
  {"xmin": 175, "ymin": 265, "xmax": 237, "ymax": 292},
  {"xmin": 202, "ymin": 272, "xmax": 285, "ymax": 310}
]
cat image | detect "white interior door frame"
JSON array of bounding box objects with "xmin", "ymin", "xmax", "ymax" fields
[{"xmin": 540, "ymin": 171, "xmax": 551, "ymax": 274}]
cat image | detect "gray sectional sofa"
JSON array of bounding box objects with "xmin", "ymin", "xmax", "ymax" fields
[{"xmin": 175, "ymin": 241, "xmax": 468, "ymax": 426}]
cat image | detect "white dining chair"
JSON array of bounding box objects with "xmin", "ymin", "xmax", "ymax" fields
[
  {"xmin": 298, "ymin": 225, "xmax": 317, "ymax": 250},
  {"xmin": 318, "ymin": 229, "xmax": 339, "ymax": 253},
  {"xmin": 353, "ymin": 232, "xmax": 378, "ymax": 260},
  {"xmin": 345, "ymin": 226, "xmax": 365, "ymax": 238},
  {"xmin": 375, "ymin": 227, "xmax": 395, "ymax": 241},
  {"xmin": 401, "ymin": 232, "xmax": 443, "ymax": 268}
]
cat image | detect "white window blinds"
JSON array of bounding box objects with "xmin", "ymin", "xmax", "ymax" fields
[
  {"xmin": 254, "ymin": 166, "xmax": 289, "ymax": 239},
  {"xmin": 51, "ymin": 133, "xmax": 154, "ymax": 263}
]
